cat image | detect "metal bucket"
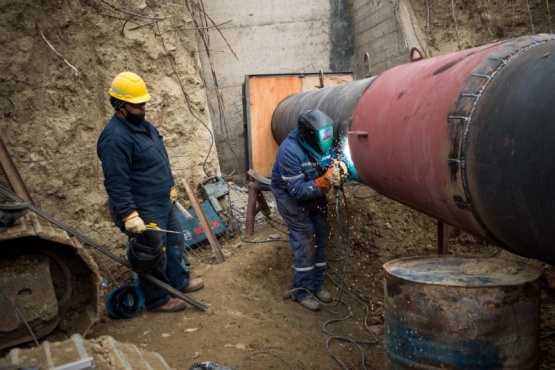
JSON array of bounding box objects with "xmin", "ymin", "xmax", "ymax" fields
[{"xmin": 383, "ymin": 256, "xmax": 542, "ymax": 369}]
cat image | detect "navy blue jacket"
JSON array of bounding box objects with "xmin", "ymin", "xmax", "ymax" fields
[
  {"xmin": 97, "ymin": 115, "xmax": 174, "ymax": 221},
  {"xmin": 270, "ymin": 129, "xmax": 327, "ymax": 215}
]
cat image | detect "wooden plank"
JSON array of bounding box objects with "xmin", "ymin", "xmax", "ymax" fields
[
  {"xmin": 248, "ymin": 76, "xmax": 301, "ymax": 177},
  {"xmin": 182, "ymin": 177, "xmax": 225, "ymax": 264}
]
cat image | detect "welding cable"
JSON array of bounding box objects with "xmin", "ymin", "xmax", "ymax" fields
[
  {"xmin": 224, "ymin": 190, "xmax": 289, "ymax": 245},
  {"xmin": 323, "ymin": 185, "xmax": 381, "ymax": 369},
  {"xmin": 280, "ymin": 185, "xmax": 378, "ymax": 369},
  {"xmin": 0, "ymin": 286, "xmax": 40, "ymax": 347},
  {"xmin": 325, "ymin": 269, "xmax": 381, "ymax": 343},
  {"xmin": 326, "ymin": 336, "xmax": 368, "ymax": 370},
  {"xmin": 262, "ymin": 215, "xmax": 289, "ymax": 236},
  {"xmin": 281, "ymin": 287, "xmax": 339, "ymax": 307},
  {"xmin": 352, "ymin": 183, "xmax": 382, "ymax": 200}
]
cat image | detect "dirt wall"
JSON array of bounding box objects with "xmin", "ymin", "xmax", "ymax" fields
[{"xmin": 0, "ymin": 0, "xmax": 219, "ymax": 250}]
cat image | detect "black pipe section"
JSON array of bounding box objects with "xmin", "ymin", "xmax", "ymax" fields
[{"xmin": 271, "ymin": 78, "xmax": 375, "ymax": 144}]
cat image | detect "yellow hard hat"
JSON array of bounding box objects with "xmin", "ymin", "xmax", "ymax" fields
[{"xmin": 108, "ymin": 71, "xmax": 151, "ymax": 104}]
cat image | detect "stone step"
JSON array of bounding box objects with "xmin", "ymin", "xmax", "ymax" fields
[{"xmin": 0, "ymin": 333, "xmax": 172, "ymax": 370}]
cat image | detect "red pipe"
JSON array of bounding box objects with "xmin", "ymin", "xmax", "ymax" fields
[
  {"xmin": 348, "ymin": 34, "xmax": 555, "ymax": 263},
  {"xmin": 349, "ymin": 42, "xmax": 500, "ymax": 237},
  {"xmin": 273, "ymin": 34, "xmax": 555, "ymax": 265}
]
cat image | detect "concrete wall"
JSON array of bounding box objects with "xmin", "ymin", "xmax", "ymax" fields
[
  {"xmin": 195, "ymin": 0, "xmax": 354, "ymax": 181},
  {"xmin": 351, "ymin": 0, "xmax": 409, "ymax": 78},
  {"xmin": 196, "ymin": 0, "xmax": 410, "ymax": 181}
]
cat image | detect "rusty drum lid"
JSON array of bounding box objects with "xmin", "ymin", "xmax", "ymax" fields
[{"xmin": 383, "ymin": 255, "xmax": 542, "ymax": 287}]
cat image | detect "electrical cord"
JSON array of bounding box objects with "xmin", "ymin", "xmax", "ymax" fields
[
  {"xmin": 223, "ymin": 188, "xmax": 289, "ymax": 245},
  {"xmin": 278, "ymin": 184, "xmax": 382, "ymax": 369},
  {"xmin": 352, "ymin": 183, "xmax": 381, "ymax": 200},
  {"xmin": 320, "ymin": 186, "xmax": 381, "ymax": 369}
]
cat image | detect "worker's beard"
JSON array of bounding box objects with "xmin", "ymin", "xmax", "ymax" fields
[{"xmin": 125, "ymin": 111, "xmax": 145, "ymax": 125}]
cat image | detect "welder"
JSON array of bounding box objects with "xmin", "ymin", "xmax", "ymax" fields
[
  {"xmin": 270, "ymin": 109, "xmax": 346, "ymax": 311},
  {"xmin": 97, "ymin": 71, "xmax": 204, "ymax": 313}
]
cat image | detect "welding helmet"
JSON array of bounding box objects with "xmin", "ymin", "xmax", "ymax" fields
[
  {"xmin": 109, "ymin": 71, "xmax": 151, "ymax": 104},
  {"xmin": 297, "ymin": 110, "xmax": 334, "ymax": 155},
  {"xmin": 126, "ymin": 229, "xmax": 165, "ymax": 272},
  {"xmin": 106, "ymin": 285, "xmax": 144, "ymax": 319}
]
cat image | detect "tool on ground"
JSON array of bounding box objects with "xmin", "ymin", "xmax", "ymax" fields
[
  {"xmin": 174, "ymin": 201, "xmax": 227, "ymax": 248},
  {"xmin": 199, "ymin": 176, "xmax": 229, "ymax": 215},
  {"xmin": 175, "ymin": 200, "xmax": 194, "ymax": 220},
  {"xmin": 182, "ymin": 177, "xmax": 226, "ymax": 263},
  {"xmin": 0, "ymin": 185, "xmax": 208, "ymax": 311}
]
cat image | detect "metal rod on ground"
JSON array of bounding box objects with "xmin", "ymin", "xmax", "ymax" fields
[
  {"xmin": 0, "ymin": 185, "xmax": 208, "ymax": 311},
  {"xmin": 182, "ymin": 177, "xmax": 226, "ymax": 264}
]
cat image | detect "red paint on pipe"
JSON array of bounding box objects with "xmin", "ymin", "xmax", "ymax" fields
[{"xmin": 348, "ymin": 41, "xmax": 505, "ymax": 238}]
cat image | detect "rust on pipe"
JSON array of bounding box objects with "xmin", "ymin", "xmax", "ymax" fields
[{"xmin": 0, "ymin": 136, "xmax": 34, "ymax": 204}]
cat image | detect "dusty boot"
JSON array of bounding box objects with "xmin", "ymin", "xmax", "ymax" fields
[
  {"xmin": 315, "ymin": 289, "xmax": 333, "ymax": 303},
  {"xmin": 298, "ymin": 297, "xmax": 321, "ymax": 311},
  {"xmin": 150, "ymin": 298, "xmax": 187, "ymax": 312},
  {"xmin": 183, "ymin": 277, "xmax": 204, "ymax": 293}
]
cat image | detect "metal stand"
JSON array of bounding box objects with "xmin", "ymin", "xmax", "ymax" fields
[{"xmin": 245, "ymin": 170, "xmax": 271, "ymax": 237}]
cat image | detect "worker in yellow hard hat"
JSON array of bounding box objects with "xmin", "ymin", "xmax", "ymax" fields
[
  {"xmin": 97, "ymin": 71, "xmax": 204, "ymax": 313},
  {"xmin": 107, "ymin": 71, "xmax": 151, "ymax": 124}
]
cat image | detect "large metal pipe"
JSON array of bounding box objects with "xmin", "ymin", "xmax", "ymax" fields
[{"xmin": 271, "ymin": 34, "xmax": 555, "ymax": 266}]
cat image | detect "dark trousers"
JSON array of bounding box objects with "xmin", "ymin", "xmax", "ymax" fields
[
  {"xmin": 122, "ymin": 192, "xmax": 190, "ymax": 310},
  {"xmin": 275, "ymin": 198, "xmax": 329, "ymax": 301}
]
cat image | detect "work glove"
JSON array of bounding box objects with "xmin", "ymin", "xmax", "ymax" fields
[
  {"xmin": 314, "ymin": 166, "xmax": 341, "ymax": 193},
  {"xmin": 334, "ymin": 159, "xmax": 349, "ymax": 178},
  {"xmin": 170, "ymin": 186, "xmax": 178, "ymax": 203},
  {"xmin": 123, "ymin": 211, "xmax": 146, "ymax": 234}
]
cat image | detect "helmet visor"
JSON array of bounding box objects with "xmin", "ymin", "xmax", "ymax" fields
[{"xmin": 316, "ymin": 124, "xmax": 334, "ymax": 153}]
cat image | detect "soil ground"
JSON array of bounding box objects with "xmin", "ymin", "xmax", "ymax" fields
[
  {"xmin": 1, "ymin": 1, "xmax": 555, "ymax": 369},
  {"xmin": 90, "ymin": 183, "xmax": 555, "ymax": 369}
]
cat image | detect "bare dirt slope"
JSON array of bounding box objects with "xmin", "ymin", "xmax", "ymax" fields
[
  {"xmin": 0, "ymin": 0, "xmax": 219, "ymax": 248},
  {"xmin": 1, "ymin": 1, "xmax": 554, "ymax": 369}
]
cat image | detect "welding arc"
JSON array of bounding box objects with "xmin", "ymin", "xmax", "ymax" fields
[{"xmin": 0, "ymin": 185, "xmax": 208, "ymax": 312}]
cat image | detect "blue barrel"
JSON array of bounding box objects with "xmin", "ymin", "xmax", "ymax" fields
[{"xmin": 383, "ymin": 256, "xmax": 542, "ymax": 369}]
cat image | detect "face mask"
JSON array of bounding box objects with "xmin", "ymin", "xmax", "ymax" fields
[{"xmin": 125, "ymin": 111, "xmax": 145, "ymax": 125}]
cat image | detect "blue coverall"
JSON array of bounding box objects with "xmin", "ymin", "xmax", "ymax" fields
[
  {"xmin": 97, "ymin": 115, "xmax": 190, "ymax": 310},
  {"xmin": 270, "ymin": 128, "xmax": 331, "ymax": 301}
]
